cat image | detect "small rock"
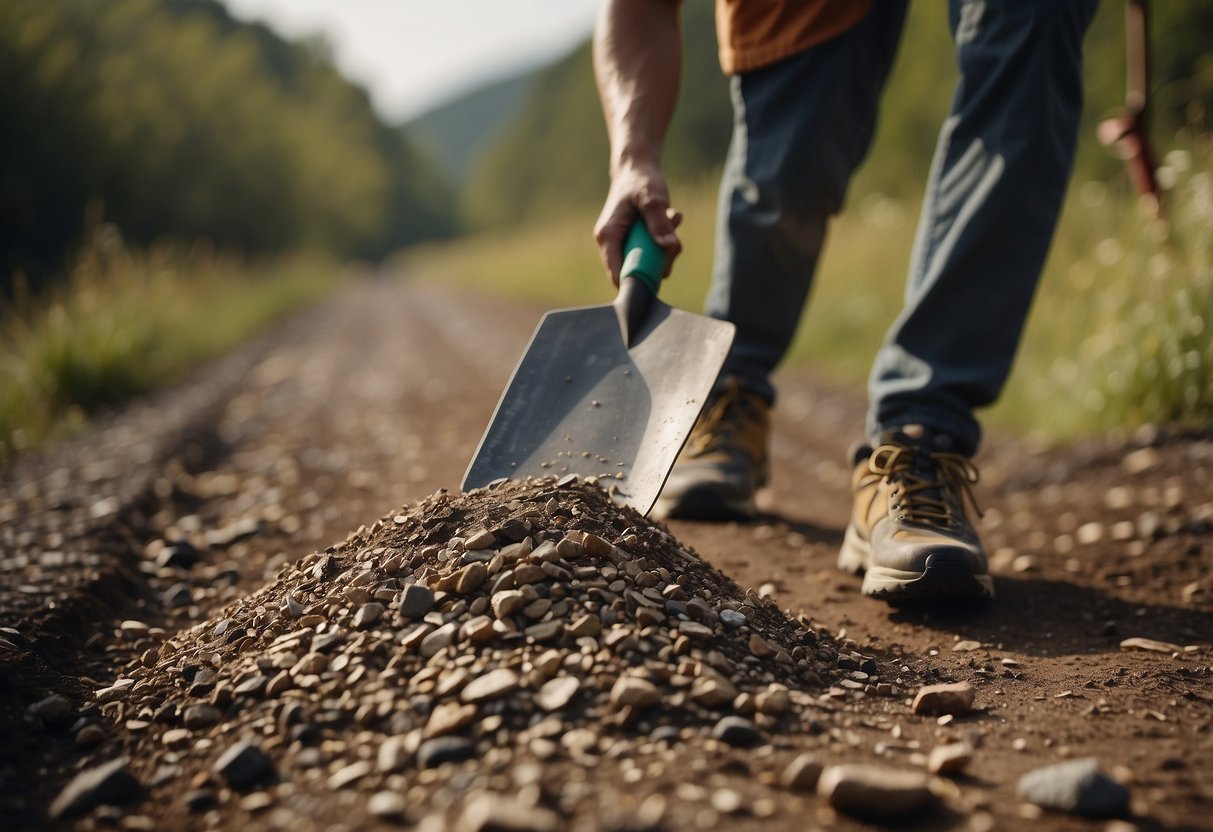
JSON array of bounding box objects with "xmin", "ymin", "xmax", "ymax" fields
[
  {"xmin": 418, "ymin": 736, "xmax": 476, "ymax": 768},
  {"xmin": 711, "ymin": 716, "xmax": 763, "ymax": 748},
  {"xmin": 536, "ymin": 676, "xmax": 580, "ymax": 712},
  {"xmin": 1119, "ymin": 637, "xmax": 1182, "ymax": 654},
  {"xmin": 817, "ymin": 764, "xmax": 938, "ymax": 821},
  {"xmin": 911, "ymin": 682, "xmax": 974, "ymax": 716},
  {"xmin": 927, "ymin": 742, "xmax": 972, "ymax": 775},
  {"xmin": 491, "ymin": 589, "xmax": 526, "ymax": 618},
  {"xmin": 710, "ymin": 788, "xmax": 744, "ymax": 815},
  {"xmin": 755, "ymin": 685, "xmax": 791, "ymax": 716},
  {"xmin": 213, "ymin": 741, "xmax": 274, "ymax": 790},
  {"xmin": 400, "ymin": 584, "xmax": 435, "ymax": 618},
  {"xmin": 163, "ymin": 583, "xmax": 193, "ymax": 607},
  {"xmin": 27, "ymin": 694, "xmax": 74, "ymax": 727},
  {"xmin": 420, "ymin": 623, "xmax": 457, "ymax": 658},
  {"xmin": 378, "ymin": 736, "xmax": 409, "ymax": 772},
  {"xmin": 951, "ymin": 640, "xmax": 981, "ymax": 652},
  {"xmin": 454, "ymin": 562, "xmax": 488, "ymax": 595},
  {"xmin": 426, "ymin": 702, "xmax": 478, "ymax": 737},
  {"xmin": 689, "ymin": 676, "xmax": 737, "ymax": 708},
  {"xmin": 183, "ymin": 703, "xmax": 222, "ymax": 730},
  {"xmin": 610, "ymin": 676, "xmax": 661, "ymax": 709},
  {"xmin": 368, "ymin": 790, "xmax": 407, "ymax": 819},
  {"xmin": 464, "ymin": 527, "xmax": 496, "ymax": 550},
  {"xmin": 461, "ymin": 668, "xmax": 520, "ymax": 703},
  {"xmin": 49, "ymin": 758, "xmax": 141, "ymax": 819},
  {"xmin": 328, "ymin": 760, "xmax": 372, "ymax": 790},
  {"xmin": 1017, "ymin": 758, "xmax": 1130, "ymax": 818},
  {"xmin": 75, "ymin": 723, "xmax": 107, "ymax": 747},
  {"xmin": 459, "ymin": 791, "xmax": 561, "ymax": 832},
  {"xmin": 354, "ymin": 602, "xmax": 385, "ymax": 629},
  {"xmin": 781, "ymin": 753, "xmax": 823, "ymax": 791},
  {"xmin": 719, "ymin": 609, "xmax": 747, "ymax": 630}
]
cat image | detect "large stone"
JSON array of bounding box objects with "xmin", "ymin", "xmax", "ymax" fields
[
  {"xmin": 49, "ymin": 758, "xmax": 141, "ymax": 819},
  {"xmin": 1017, "ymin": 758, "xmax": 1130, "ymax": 818},
  {"xmin": 817, "ymin": 764, "xmax": 938, "ymax": 821},
  {"xmin": 911, "ymin": 681, "xmax": 975, "ymax": 716}
]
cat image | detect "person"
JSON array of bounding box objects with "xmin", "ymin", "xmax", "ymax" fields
[{"xmin": 592, "ymin": 0, "xmax": 1099, "ymax": 603}]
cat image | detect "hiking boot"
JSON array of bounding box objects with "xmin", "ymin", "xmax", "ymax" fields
[
  {"xmin": 838, "ymin": 426, "xmax": 994, "ymax": 602},
  {"xmin": 652, "ymin": 377, "xmax": 770, "ymax": 521}
]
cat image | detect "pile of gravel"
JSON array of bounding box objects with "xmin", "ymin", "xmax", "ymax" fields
[{"xmin": 85, "ymin": 478, "xmax": 865, "ymax": 829}]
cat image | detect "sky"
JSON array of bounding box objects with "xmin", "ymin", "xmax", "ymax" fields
[{"xmin": 222, "ymin": 0, "xmax": 600, "ymax": 122}]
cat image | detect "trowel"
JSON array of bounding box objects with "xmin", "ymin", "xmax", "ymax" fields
[{"xmin": 462, "ymin": 222, "xmax": 735, "ymax": 515}]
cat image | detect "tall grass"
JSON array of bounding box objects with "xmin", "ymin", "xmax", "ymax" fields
[
  {"xmin": 403, "ymin": 140, "xmax": 1213, "ymax": 444},
  {"xmin": 0, "ymin": 228, "xmax": 344, "ymax": 461}
]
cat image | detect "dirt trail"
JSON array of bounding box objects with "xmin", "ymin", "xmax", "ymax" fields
[{"xmin": 2, "ymin": 279, "xmax": 1210, "ymax": 831}]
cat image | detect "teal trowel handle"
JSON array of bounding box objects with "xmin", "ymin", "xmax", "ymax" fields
[
  {"xmin": 615, "ymin": 220, "xmax": 668, "ymax": 344},
  {"xmin": 620, "ymin": 221, "xmax": 667, "ymax": 296}
]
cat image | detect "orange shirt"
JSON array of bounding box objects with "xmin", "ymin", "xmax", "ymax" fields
[{"xmin": 715, "ymin": 0, "xmax": 875, "ymax": 74}]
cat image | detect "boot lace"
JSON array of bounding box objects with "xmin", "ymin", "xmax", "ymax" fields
[{"xmin": 868, "ymin": 443, "xmax": 982, "ymax": 529}]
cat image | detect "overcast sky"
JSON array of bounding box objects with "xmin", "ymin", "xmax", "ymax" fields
[{"xmin": 221, "ymin": 0, "xmax": 600, "ymax": 122}]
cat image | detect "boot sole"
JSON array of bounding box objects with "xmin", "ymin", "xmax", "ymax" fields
[
  {"xmin": 651, "ymin": 486, "xmax": 757, "ymax": 522},
  {"xmin": 839, "ymin": 525, "xmax": 994, "ymax": 602}
]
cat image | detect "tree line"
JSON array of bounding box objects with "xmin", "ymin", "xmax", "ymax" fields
[{"xmin": 0, "ymin": 0, "xmax": 456, "ymax": 289}]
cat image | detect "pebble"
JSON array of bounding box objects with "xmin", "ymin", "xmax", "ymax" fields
[
  {"xmin": 711, "ymin": 715, "xmax": 763, "ymax": 748},
  {"xmin": 183, "ymin": 703, "xmax": 222, "ymax": 729},
  {"xmin": 911, "ymin": 681, "xmax": 975, "ymax": 716},
  {"xmin": 213, "ymin": 741, "xmax": 275, "ymax": 790},
  {"xmin": 368, "ymin": 790, "xmax": 407, "ymax": 819},
  {"xmin": 491, "ymin": 589, "xmax": 527, "ymax": 618},
  {"xmin": 459, "ymin": 791, "xmax": 561, "ymax": 832},
  {"xmin": 719, "ymin": 609, "xmax": 747, "ymax": 630},
  {"xmin": 400, "ymin": 583, "xmax": 435, "ymax": 618},
  {"xmin": 710, "ymin": 788, "xmax": 744, "ymax": 814},
  {"xmin": 536, "ymin": 676, "xmax": 580, "ymax": 712},
  {"xmin": 420, "ymin": 623, "xmax": 457, "ymax": 658},
  {"xmin": 48, "ymin": 758, "xmax": 141, "ymax": 819},
  {"xmin": 610, "ymin": 676, "xmax": 661, "ymax": 709},
  {"xmin": 27, "ymin": 693, "xmax": 74, "ymax": 727},
  {"xmin": 327, "ymin": 760, "xmax": 372, "ymax": 789},
  {"xmin": 427, "ymin": 701, "xmax": 478, "ymax": 736},
  {"xmin": 354, "ymin": 601, "xmax": 385, "ymax": 628},
  {"xmin": 417, "ymin": 736, "xmax": 476, "ymax": 768},
  {"xmin": 927, "ymin": 741, "xmax": 972, "ymax": 775},
  {"xmin": 689, "ymin": 676, "xmax": 737, "ymax": 708},
  {"xmin": 817, "ymin": 763, "xmax": 938, "ymax": 821},
  {"xmin": 1017, "ymin": 758, "xmax": 1130, "ymax": 818},
  {"xmin": 780, "ymin": 753, "xmax": 823, "ymax": 791}
]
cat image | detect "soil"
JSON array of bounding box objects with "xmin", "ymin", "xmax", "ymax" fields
[{"xmin": 2, "ymin": 279, "xmax": 1210, "ymax": 831}]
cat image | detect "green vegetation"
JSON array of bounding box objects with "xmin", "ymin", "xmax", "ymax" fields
[
  {"xmin": 0, "ymin": 230, "xmax": 343, "ymax": 461},
  {"xmin": 0, "ymin": 0, "xmax": 454, "ymax": 286}
]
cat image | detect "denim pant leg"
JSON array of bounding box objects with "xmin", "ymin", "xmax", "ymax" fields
[
  {"xmin": 709, "ymin": 1, "xmax": 908, "ymax": 406},
  {"xmin": 867, "ymin": 0, "xmax": 1099, "ymax": 455}
]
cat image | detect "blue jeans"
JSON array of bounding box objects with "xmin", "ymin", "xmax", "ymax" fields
[{"xmin": 709, "ymin": 0, "xmax": 1098, "ymax": 456}]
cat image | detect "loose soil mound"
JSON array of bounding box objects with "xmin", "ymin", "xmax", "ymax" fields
[{"xmin": 94, "ymin": 479, "xmax": 894, "ymax": 830}]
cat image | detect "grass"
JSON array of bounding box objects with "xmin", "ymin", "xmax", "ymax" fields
[
  {"xmin": 0, "ymin": 231, "xmax": 345, "ymax": 461},
  {"xmin": 403, "ymin": 140, "xmax": 1213, "ymax": 445}
]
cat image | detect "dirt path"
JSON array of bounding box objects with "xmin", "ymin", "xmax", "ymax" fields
[{"xmin": 2, "ymin": 279, "xmax": 1210, "ymax": 831}]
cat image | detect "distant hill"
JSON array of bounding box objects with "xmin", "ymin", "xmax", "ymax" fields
[{"xmin": 407, "ymin": 70, "xmax": 537, "ymax": 186}]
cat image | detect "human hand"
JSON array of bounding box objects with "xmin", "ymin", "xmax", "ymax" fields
[{"xmin": 593, "ymin": 160, "xmax": 682, "ymax": 287}]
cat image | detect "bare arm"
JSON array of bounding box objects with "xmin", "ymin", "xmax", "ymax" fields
[{"xmin": 593, "ymin": 0, "xmax": 683, "ymax": 285}]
